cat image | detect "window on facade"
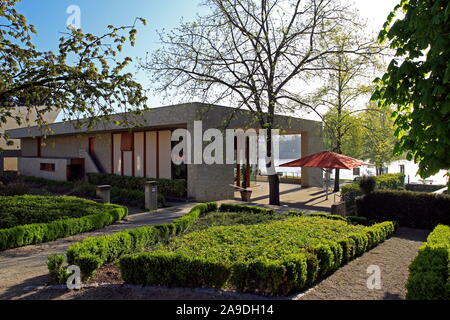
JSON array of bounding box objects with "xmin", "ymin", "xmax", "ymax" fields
[
  {"xmin": 120, "ymin": 132, "xmax": 133, "ymax": 151},
  {"xmin": 400, "ymin": 165, "xmax": 405, "ymax": 174},
  {"xmin": 353, "ymin": 168, "xmax": 361, "ymax": 176},
  {"xmin": 40, "ymin": 163, "xmax": 55, "ymax": 172}
]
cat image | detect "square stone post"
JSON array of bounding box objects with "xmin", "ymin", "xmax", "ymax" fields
[
  {"xmin": 301, "ymin": 130, "xmax": 324, "ymax": 188},
  {"xmin": 145, "ymin": 181, "xmax": 158, "ymax": 211},
  {"xmin": 96, "ymin": 185, "xmax": 111, "ymax": 203}
]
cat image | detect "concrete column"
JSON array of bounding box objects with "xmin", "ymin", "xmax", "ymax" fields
[
  {"xmin": 96, "ymin": 185, "xmax": 111, "ymax": 203},
  {"xmin": 145, "ymin": 181, "xmax": 158, "ymax": 211},
  {"xmin": 301, "ymin": 129, "xmax": 324, "ymax": 188}
]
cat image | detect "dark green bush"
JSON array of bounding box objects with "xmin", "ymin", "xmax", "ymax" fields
[
  {"xmin": 0, "ymin": 197, "xmax": 127, "ymax": 251},
  {"xmin": 347, "ymin": 216, "xmax": 369, "ymax": 226},
  {"xmin": 0, "ymin": 182, "xmax": 29, "ymax": 196},
  {"xmin": 219, "ymin": 203, "xmax": 274, "ymax": 215},
  {"xmin": 359, "ymin": 176, "xmax": 376, "ymax": 195},
  {"xmin": 66, "ymin": 202, "xmax": 217, "ymax": 278},
  {"xmin": 356, "ymin": 191, "xmax": 450, "ymax": 229},
  {"xmin": 88, "ymin": 173, "xmax": 187, "ymax": 198},
  {"xmin": 341, "ymin": 173, "xmax": 405, "ymax": 215},
  {"xmin": 406, "ymin": 225, "xmax": 449, "ymax": 300}
]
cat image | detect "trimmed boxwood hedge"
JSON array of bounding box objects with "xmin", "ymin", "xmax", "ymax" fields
[
  {"xmin": 406, "ymin": 225, "xmax": 450, "ymax": 300},
  {"xmin": 356, "ymin": 191, "xmax": 450, "ymax": 229},
  {"xmin": 87, "ymin": 173, "xmax": 187, "ymax": 198},
  {"xmin": 65, "ymin": 202, "xmax": 218, "ymax": 278},
  {"xmin": 0, "ymin": 196, "xmax": 127, "ymax": 251},
  {"xmin": 119, "ymin": 215, "xmax": 396, "ymax": 296}
]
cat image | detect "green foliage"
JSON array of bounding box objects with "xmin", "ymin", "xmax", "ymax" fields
[
  {"xmin": 373, "ymin": 0, "xmax": 450, "ymax": 178},
  {"xmin": 219, "ymin": 203, "xmax": 274, "ymax": 215},
  {"xmin": 356, "ymin": 191, "xmax": 450, "ymax": 229},
  {"xmin": 88, "ymin": 173, "xmax": 187, "ymax": 198},
  {"xmin": 65, "ymin": 202, "xmax": 217, "ymax": 278},
  {"xmin": 0, "ymin": 182, "xmax": 29, "ymax": 196},
  {"xmin": 359, "ymin": 176, "xmax": 377, "ymax": 195},
  {"xmin": 0, "ymin": 196, "xmax": 127, "ymax": 251},
  {"xmin": 120, "ymin": 216, "xmax": 396, "ymax": 296},
  {"xmin": 347, "ymin": 216, "xmax": 369, "ymax": 226},
  {"xmin": 0, "ymin": 195, "xmax": 113, "ymax": 229},
  {"xmin": 47, "ymin": 254, "xmax": 70, "ymax": 285},
  {"xmin": 406, "ymin": 225, "xmax": 450, "ymax": 300},
  {"xmin": 0, "ymin": 0, "xmax": 148, "ymax": 142},
  {"xmin": 360, "ymin": 107, "xmax": 401, "ymax": 171},
  {"xmin": 341, "ymin": 173, "xmax": 405, "ymax": 215}
]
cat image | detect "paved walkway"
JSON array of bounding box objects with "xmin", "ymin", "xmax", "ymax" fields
[
  {"xmin": 294, "ymin": 228, "xmax": 429, "ymax": 300},
  {"xmin": 0, "ymin": 202, "xmax": 197, "ymax": 300},
  {"xmin": 234, "ymin": 182, "xmax": 342, "ymax": 212}
]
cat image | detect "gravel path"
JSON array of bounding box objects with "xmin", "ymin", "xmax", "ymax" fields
[
  {"xmin": 0, "ymin": 203, "xmax": 197, "ymax": 300},
  {"xmin": 294, "ymin": 227, "xmax": 429, "ymax": 300}
]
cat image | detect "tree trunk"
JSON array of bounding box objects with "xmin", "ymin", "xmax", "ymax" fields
[
  {"xmin": 334, "ymin": 169, "xmax": 340, "ymax": 192},
  {"xmin": 266, "ymin": 127, "xmax": 280, "ymax": 205}
]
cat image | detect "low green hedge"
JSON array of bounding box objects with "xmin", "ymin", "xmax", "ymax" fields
[
  {"xmin": 341, "ymin": 173, "xmax": 405, "ymax": 215},
  {"xmin": 219, "ymin": 203, "xmax": 274, "ymax": 215},
  {"xmin": 0, "ymin": 196, "xmax": 127, "ymax": 251},
  {"xmin": 356, "ymin": 191, "xmax": 450, "ymax": 229},
  {"xmin": 21, "ymin": 175, "xmax": 165, "ymax": 208},
  {"xmin": 406, "ymin": 225, "xmax": 450, "ymax": 300},
  {"xmin": 88, "ymin": 173, "xmax": 187, "ymax": 198},
  {"xmin": 65, "ymin": 202, "xmax": 217, "ymax": 278},
  {"xmin": 120, "ymin": 216, "xmax": 396, "ymax": 296}
]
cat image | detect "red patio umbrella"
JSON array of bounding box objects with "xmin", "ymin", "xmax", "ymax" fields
[
  {"xmin": 280, "ymin": 151, "xmax": 369, "ymax": 170},
  {"xmin": 280, "ymin": 151, "xmax": 370, "ymax": 199}
]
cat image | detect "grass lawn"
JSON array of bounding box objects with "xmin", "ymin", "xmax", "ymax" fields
[{"xmin": 0, "ymin": 195, "xmax": 111, "ymax": 229}]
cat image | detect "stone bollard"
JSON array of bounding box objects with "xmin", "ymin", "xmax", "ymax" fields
[
  {"xmin": 145, "ymin": 181, "xmax": 158, "ymax": 212},
  {"xmin": 96, "ymin": 185, "xmax": 111, "ymax": 204}
]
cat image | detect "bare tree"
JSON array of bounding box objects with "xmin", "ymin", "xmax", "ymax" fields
[
  {"xmin": 143, "ymin": 0, "xmax": 376, "ymax": 205},
  {"xmin": 304, "ymin": 24, "xmax": 384, "ymax": 192}
]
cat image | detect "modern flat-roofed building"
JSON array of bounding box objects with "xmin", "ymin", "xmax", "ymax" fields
[
  {"xmin": 5, "ymin": 103, "xmax": 323, "ymax": 202},
  {"xmin": 1, "ymin": 106, "xmax": 60, "ymax": 172}
]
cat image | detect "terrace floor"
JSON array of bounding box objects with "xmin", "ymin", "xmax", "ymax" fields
[{"xmin": 234, "ymin": 182, "xmax": 341, "ymax": 212}]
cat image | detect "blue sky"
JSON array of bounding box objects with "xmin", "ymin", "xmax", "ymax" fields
[{"xmin": 16, "ymin": 0, "xmax": 399, "ymax": 120}]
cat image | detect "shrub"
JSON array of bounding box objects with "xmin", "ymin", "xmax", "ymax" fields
[
  {"xmin": 219, "ymin": 203, "xmax": 274, "ymax": 215},
  {"xmin": 406, "ymin": 225, "xmax": 450, "ymax": 300},
  {"xmin": 120, "ymin": 217, "xmax": 396, "ymax": 296},
  {"xmin": 0, "ymin": 196, "xmax": 127, "ymax": 251},
  {"xmin": 47, "ymin": 254, "xmax": 70, "ymax": 284},
  {"xmin": 88, "ymin": 173, "xmax": 187, "ymax": 198},
  {"xmin": 0, "ymin": 182, "xmax": 29, "ymax": 196},
  {"xmin": 65, "ymin": 202, "xmax": 217, "ymax": 278},
  {"xmin": 356, "ymin": 191, "xmax": 450, "ymax": 229},
  {"xmin": 347, "ymin": 216, "xmax": 369, "ymax": 226},
  {"xmin": 341, "ymin": 173, "xmax": 405, "ymax": 215},
  {"xmin": 359, "ymin": 176, "xmax": 376, "ymax": 195}
]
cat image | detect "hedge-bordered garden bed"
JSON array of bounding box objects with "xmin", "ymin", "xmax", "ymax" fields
[
  {"xmin": 0, "ymin": 195, "xmax": 127, "ymax": 251},
  {"xmin": 406, "ymin": 225, "xmax": 450, "ymax": 300},
  {"xmin": 65, "ymin": 202, "xmax": 218, "ymax": 278},
  {"xmin": 119, "ymin": 206, "xmax": 396, "ymax": 296}
]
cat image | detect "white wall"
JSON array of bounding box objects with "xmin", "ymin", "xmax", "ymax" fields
[
  {"xmin": 158, "ymin": 130, "xmax": 172, "ymax": 179},
  {"xmin": 146, "ymin": 131, "xmax": 157, "ymax": 178},
  {"xmin": 134, "ymin": 132, "xmax": 145, "ymax": 178},
  {"xmin": 19, "ymin": 158, "xmax": 69, "ymax": 181}
]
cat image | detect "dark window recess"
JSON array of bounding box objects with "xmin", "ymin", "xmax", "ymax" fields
[
  {"xmin": 121, "ymin": 132, "xmax": 133, "ymax": 151},
  {"xmin": 171, "ymin": 140, "xmax": 187, "ymax": 180},
  {"xmin": 40, "ymin": 163, "xmax": 55, "ymax": 172},
  {"xmin": 400, "ymin": 165, "xmax": 405, "ymax": 174},
  {"xmin": 353, "ymin": 168, "xmax": 361, "ymax": 176}
]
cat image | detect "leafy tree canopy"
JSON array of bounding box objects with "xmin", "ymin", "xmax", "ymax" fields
[
  {"xmin": 373, "ymin": 0, "xmax": 450, "ymax": 178},
  {"xmin": 0, "ymin": 0, "xmax": 148, "ymax": 143}
]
